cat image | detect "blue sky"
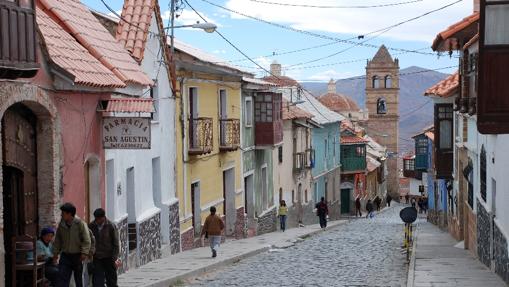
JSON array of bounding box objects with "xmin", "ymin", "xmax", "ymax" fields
[{"xmin": 84, "ymin": 0, "xmax": 473, "ymax": 81}]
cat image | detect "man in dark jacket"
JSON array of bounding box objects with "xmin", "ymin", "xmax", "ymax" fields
[
  {"xmin": 89, "ymin": 208, "xmax": 120, "ymax": 287},
  {"xmin": 316, "ymin": 197, "xmax": 329, "ymax": 229},
  {"xmin": 366, "ymin": 200, "xmax": 374, "ymax": 218},
  {"xmin": 355, "ymin": 197, "xmax": 362, "ymax": 217}
]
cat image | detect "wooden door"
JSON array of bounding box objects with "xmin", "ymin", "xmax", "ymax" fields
[
  {"xmin": 2, "ymin": 105, "xmax": 38, "ymax": 286},
  {"xmin": 341, "ymin": 189, "xmax": 350, "ymax": 214}
]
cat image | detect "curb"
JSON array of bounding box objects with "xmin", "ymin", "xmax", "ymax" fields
[
  {"xmin": 143, "ymin": 220, "xmax": 348, "ymax": 287},
  {"xmin": 406, "ymin": 222, "xmax": 419, "ymax": 287}
]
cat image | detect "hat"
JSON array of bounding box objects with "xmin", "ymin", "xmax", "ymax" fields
[{"xmin": 40, "ymin": 227, "xmax": 55, "ymax": 237}]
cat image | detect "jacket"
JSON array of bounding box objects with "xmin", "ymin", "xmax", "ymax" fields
[
  {"xmin": 316, "ymin": 202, "xmax": 328, "ymax": 216},
  {"xmin": 53, "ymin": 216, "xmax": 91, "ymax": 256},
  {"xmin": 89, "ymin": 219, "xmax": 120, "ymax": 260},
  {"xmin": 278, "ymin": 206, "xmax": 288, "ymax": 216},
  {"xmin": 201, "ymin": 214, "xmax": 224, "ymax": 236}
]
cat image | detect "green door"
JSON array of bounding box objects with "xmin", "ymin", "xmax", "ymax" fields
[{"xmin": 341, "ymin": 189, "xmax": 351, "ymax": 214}]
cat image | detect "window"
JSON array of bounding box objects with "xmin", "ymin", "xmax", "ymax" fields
[
  {"xmin": 436, "ymin": 105, "xmax": 453, "ymax": 150},
  {"xmin": 355, "ymin": 146, "xmax": 365, "ymax": 157},
  {"xmin": 462, "ymin": 117, "xmax": 468, "ymax": 142},
  {"xmin": 372, "ymin": 76, "xmax": 380, "ymax": 89},
  {"xmin": 150, "ymin": 81, "xmax": 159, "ymax": 121},
  {"xmin": 404, "ymin": 159, "xmax": 415, "ymax": 171},
  {"xmin": 480, "ymin": 145, "xmax": 487, "ymax": 202},
  {"xmin": 279, "ymin": 188, "xmax": 283, "ymax": 204},
  {"xmin": 292, "ymin": 190, "xmax": 295, "ymax": 203},
  {"xmin": 384, "ymin": 75, "xmax": 392, "ymax": 88},
  {"xmin": 278, "ymin": 146, "xmax": 283, "ymax": 163},
  {"xmin": 416, "ymin": 138, "xmax": 428, "ymax": 155},
  {"xmin": 484, "ymin": 3, "xmax": 509, "ymax": 45},
  {"xmin": 305, "ymin": 190, "xmax": 308, "ymax": 203},
  {"xmin": 152, "ymin": 157, "xmax": 161, "ymax": 206},
  {"xmin": 324, "ymin": 139, "xmax": 328, "ymax": 160},
  {"xmin": 377, "ymin": 98, "xmax": 387, "ymax": 114},
  {"xmin": 245, "ymin": 97, "xmax": 253, "ymax": 127}
]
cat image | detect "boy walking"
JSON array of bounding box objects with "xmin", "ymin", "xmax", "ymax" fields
[{"xmin": 201, "ymin": 206, "xmax": 224, "ymax": 258}]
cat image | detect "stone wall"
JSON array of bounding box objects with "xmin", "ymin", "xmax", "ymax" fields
[
  {"xmin": 234, "ymin": 207, "xmax": 246, "ymax": 239},
  {"xmin": 169, "ymin": 202, "xmax": 181, "ymax": 254},
  {"xmin": 256, "ymin": 206, "xmax": 277, "ymax": 235},
  {"xmin": 115, "ymin": 217, "xmax": 128, "ymax": 274},
  {"xmin": 493, "ymin": 223, "xmax": 509, "ymax": 283},
  {"xmin": 138, "ymin": 212, "xmax": 162, "ymax": 266},
  {"xmin": 286, "ymin": 201, "xmax": 317, "ymax": 228},
  {"xmin": 180, "ymin": 228, "xmax": 194, "ymax": 251},
  {"xmin": 477, "ymin": 201, "xmax": 491, "ymax": 268},
  {"xmin": 328, "ymin": 200, "xmax": 341, "ymax": 221},
  {"xmin": 448, "ymin": 216, "xmax": 463, "ymax": 241}
]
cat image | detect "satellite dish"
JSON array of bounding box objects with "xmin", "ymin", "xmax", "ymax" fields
[{"xmin": 400, "ymin": 207, "xmax": 417, "ymax": 223}]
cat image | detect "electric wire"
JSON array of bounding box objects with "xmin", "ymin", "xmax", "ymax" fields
[{"xmin": 246, "ymin": 0, "xmax": 425, "ymax": 9}]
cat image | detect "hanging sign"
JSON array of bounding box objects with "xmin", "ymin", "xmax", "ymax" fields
[{"xmin": 103, "ymin": 117, "xmax": 151, "ymax": 149}]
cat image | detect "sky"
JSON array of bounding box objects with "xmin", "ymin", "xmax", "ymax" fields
[{"xmin": 83, "ymin": 0, "xmax": 473, "ymax": 81}]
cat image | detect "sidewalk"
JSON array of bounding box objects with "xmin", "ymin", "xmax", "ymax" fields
[
  {"xmin": 408, "ymin": 220, "xmax": 506, "ymax": 287},
  {"xmin": 118, "ymin": 219, "xmax": 347, "ymax": 287}
]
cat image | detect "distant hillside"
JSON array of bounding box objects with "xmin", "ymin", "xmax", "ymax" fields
[{"xmin": 301, "ymin": 66, "xmax": 450, "ymax": 152}]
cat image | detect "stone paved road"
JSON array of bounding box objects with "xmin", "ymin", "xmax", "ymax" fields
[{"xmin": 185, "ymin": 205, "xmax": 408, "ymax": 287}]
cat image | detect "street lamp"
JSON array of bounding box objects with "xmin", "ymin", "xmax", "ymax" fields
[{"xmin": 172, "ymin": 22, "xmax": 217, "ymax": 33}]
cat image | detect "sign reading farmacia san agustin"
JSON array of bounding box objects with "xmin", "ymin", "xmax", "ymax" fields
[{"xmin": 103, "ymin": 117, "xmax": 151, "ymax": 149}]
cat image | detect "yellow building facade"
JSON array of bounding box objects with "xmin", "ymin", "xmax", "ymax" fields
[{"xmin": 173, "ymin": 41, "xmax": 248, "ymax": 250}]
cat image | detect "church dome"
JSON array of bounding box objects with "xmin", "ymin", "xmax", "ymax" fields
[{"xmin": 318, "ymin": 79, "xmax": 360, "ymax": 113}]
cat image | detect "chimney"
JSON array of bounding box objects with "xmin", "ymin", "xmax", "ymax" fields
[
  {"xmin": 270, "ymin": 61, "xmax": 281, "ymax": 77},
  {"xmin": 327, "ymin": 79, "xmax": 336, "ymax": 94},
  {"xmin": 474, "ymin": 0, "xmax": 479, "ymax": 12}
]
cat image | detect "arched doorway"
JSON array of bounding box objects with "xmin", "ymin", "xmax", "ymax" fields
[{"xmin": 2, "ymin": 104, "xmax": 38, "ymax": 286}]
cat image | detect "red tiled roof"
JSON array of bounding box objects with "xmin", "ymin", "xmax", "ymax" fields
[
  {"xmin": 432, "ymin": 13, "xmax": 479, "ymax": 52},
  {"xmin": 424, "ymin": 72, "xmax": 459, "ymax": 98},
  {"xmin": 318, "ymin": 92, "xmax": 360, "ymax": 112},
  {"xmin": 341, "ymin": 136, "xmax": 368, "ymax": 145},
  {"xmin": 37, "ymin": 8, "xmax": 126, "ymax": 88},
  {"xmin": 282, "ymin": 99, "xmax": 313, "ymax": 120},
  {"xmin": 39, "ymin": 0, "xmax": 153, "ymax": 86},
  {"xmin": 104, "ymin": 98, "xmax": 154, "ymax": 113},
  {"xmin": 262, "ymin": 75, "xmax": 299, "ymax": 87},
  {"xmin": 116, "ymin": 0, "xmax": 158, "ymax": 62}
]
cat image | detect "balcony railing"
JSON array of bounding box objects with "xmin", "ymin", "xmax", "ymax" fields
[
  {"xmin": 305, "ymin": 148, "xmax": 315, "ymax": 168},
  {"xmin": 293, "ymin": 152, "xmax": 306, "ymax": 172},
  {"xmin": 219, "ymin": 119, "xmax": 240, "ymax": 151},
  {"xmin": 189, "ymin": 117, "xmax": 213, "ymax": 155}
]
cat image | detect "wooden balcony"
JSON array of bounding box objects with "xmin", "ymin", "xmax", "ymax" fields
[
  {"xmin": 341, "ymin": 157, "xmax": 367, "ymax": 173},
  {"xmin": 219, "ymin": 119, "xmax": 240, "ymax": 152},
  {"xmin": 0, "ymin": 1, "xmax": 39, "ymax": 79},
  {"xmin": 189, "ymin": 117, "xmax": 213, "ymax": 155},
  {"xmin": 254, "ymin": 92, "xmax": 283, "ymax": 147},
  {"xmin": 293, "ymin": 152, "xmax": 306, "ymax": 172}
]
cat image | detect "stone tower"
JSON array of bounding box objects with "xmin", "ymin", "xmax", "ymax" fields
[{"xmin": 365, "ymin": 45, "xmax": 400, "ymax": 198}]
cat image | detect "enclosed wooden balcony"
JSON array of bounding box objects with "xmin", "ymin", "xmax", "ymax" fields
[
  {"xmin": 293, "ymin": 152, "xmax": 306, "ymax": 172},
  {"xmin": 403, "ymin": 158, "xmax": 416, "ymax": 178},
  {"xmin": 0, "ymin": 0, "xmax": 39, "ymax": 79},
  {"xmin": 189, "ymin": 117, "xmax": 213, "ymax": 155},
  {"xmin": 219, "ymin": 119, "xmax": 240, "ymax": 152},
  {"xmin": 254, "ymin": 92, "xmax": 283, "ymax": 147}
]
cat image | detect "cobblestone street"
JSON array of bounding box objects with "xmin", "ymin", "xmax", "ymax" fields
[{"xmin": 185, "ymin": 205, "xmax": 408, "ymax": 287}]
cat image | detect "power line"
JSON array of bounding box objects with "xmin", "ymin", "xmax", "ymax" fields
[
  {"xmin": 246, "ymin": 0, "xmax": 425, "ymax": 9},
  {"xmin": 199, "ymin": 0, "xmax": 460, "ymax": 57}
]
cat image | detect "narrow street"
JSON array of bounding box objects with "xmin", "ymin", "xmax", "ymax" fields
[{"xmin": 185, "ymin": 205, "xmax": 408, "ymax": 287}]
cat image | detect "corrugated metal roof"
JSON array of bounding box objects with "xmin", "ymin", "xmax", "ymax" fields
[{"xmin": 104, "ymin": 98, "xmax": 154, "ymax": 113}]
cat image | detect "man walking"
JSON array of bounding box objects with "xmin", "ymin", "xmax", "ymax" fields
[
  {"xmin": 316, "ymin": 197, "xmax": 328, "ymax": 229},
  {"xmin": 366, "ymin": 200, "xmax": 374, "ymax": 219},
  {"xmin": 386, "ymin": 194, "xmax": 392, "ymax": 207},
  {"xmin": 355, "ymin": 197, "xmax": 362, "ymax": 217},
  {"xmin": 374, "ymin": 196, "xmax": 381, "ymax": 211},
  {"xmin": 53, "ymin": 203, "xmax": 91, "ymax": 287},
  {"xmin": 201, "ymin": 206, "xmax": 224, "ymax": 258},
  {"xmin": 89, "ymin": 208, "xmax": 120, "ymax": 287}
]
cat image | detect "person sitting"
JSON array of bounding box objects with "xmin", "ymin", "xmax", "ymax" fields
[{"xmin": 36, "ymin": 227, "xmax": 58, "ymax": 287}]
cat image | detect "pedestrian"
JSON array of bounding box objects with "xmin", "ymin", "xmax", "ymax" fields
[
  {"xmin": 315, "ymin": 197, "xmax": 329, "ymax": 229},
  {"xmin": 278, "ymin": 200, "xmax": 288, "ymax": 232},
  {"xmin": 417, "ymin": 197, "xmax": 424, "ymax": 214},
  {"xmin": 411, "ymin": 197, "xmax": 416, "ymax": 209},
  {"xmin": 89, "ymin": 208, "xmax": 120, "ymax": 287},
  {"xmin": 53, "ymin": 202, "xmax": 91, "ymax": 287},
  {"xmin": 374, "ymin": 196, "xmax": 381, "ymax": 211},
  {"xmin": 201, "ymin": 206, "xmax": 224, "ymax": 258},
  {"xmin": 386, "ymin": 194, "xmax": 392, "ymax": 207},
  {"xmin": 405, "ymin": 194, "xmax": 410, "ymax": 204},
  {"xmin": 366, "ymin": 200, "xmax": 374, "ymax": 218},
  {"xmin": 355, "ymin": 197, "xmax": 362, "ymax": 217},
  {"xmin": 37, "ymin": 227, "xmax": 59, "ymax": 287}
]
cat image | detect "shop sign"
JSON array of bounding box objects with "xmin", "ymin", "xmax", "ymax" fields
[{"xmin": 103, "ymin": 117, "xmax": 151, "ymax": 149}]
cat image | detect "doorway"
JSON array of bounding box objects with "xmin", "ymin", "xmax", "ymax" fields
[
  {"xmin": 84, "ymin": 157, "xmax": 100, "ymax": 223},
  {"xmin": 244, "ymin": 174, "xmax": 254, "ymax": 219},
  {"xmin": 223, "ymin": 168, "xmax": 235, "ymax": 236},
  {"xmin": 341, "ymin": 189, "xmax": 351, "ymax": 214},
  {"xmin": 2, "ymin": 105, "xmax": 38, "ymax": 286},
  {"xmin": 191, "ymin": 182, "xmax": 201, "ymax": 236}
]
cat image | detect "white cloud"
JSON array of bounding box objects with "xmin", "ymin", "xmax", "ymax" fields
[
  {"xmin": 307, "ymin": 69, "xmax": 354, "ymax": 81},
  {"xmin": 213, "ymin": 49, "xmax": 227, "ymax": 54},
  {"xmin": 224, "ymin": 0, "xmax": 473, "ymax": 42}
]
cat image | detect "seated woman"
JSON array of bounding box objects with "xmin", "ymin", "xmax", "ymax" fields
[{"xmin": 36, "ymin": 227, "xmax": 58, "ymax": 287}]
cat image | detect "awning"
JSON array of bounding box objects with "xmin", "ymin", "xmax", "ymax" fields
[{"xmin": 101, "ymin": 98, "xmax": 154, "ymax": 113}]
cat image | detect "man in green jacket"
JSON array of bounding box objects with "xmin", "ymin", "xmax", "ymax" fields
[{"xmin": 53, "ymin": 202, "xmax": 91, "ymax": 287}]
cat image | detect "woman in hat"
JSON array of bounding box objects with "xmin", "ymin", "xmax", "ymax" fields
[{"xmin": 37, "ymin": 227, "xmax": 58, "ymax": 286}]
